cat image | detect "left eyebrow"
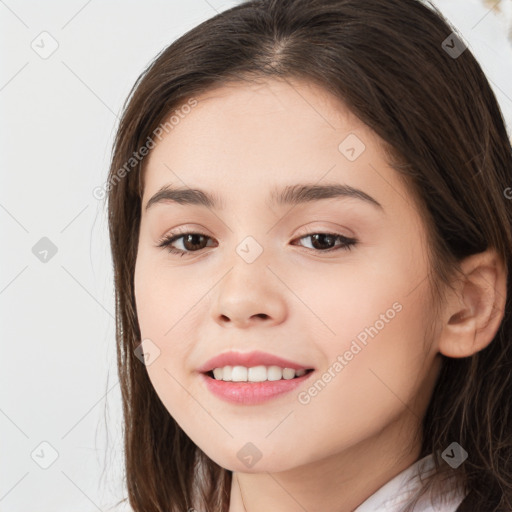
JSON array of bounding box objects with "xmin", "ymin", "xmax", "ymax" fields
[
  {"xmin": 269, "ymin": 182, "xmax": 383, "ymax": 211},
  {"xmin": 144, "ymin": 182, "xmax": 383, "ymax": 212}
]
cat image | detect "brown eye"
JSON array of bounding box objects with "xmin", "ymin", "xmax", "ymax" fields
[
  {"xmin": 157, "ymin": 232, "xmax": 216, "ymax": 256},
  {"xmin": 293, "ymin": 232, "xmax": 357, "ymax": 253}
]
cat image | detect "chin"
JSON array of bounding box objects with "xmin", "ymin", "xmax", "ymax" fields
[{"xmin": 202, "ymin": 447, "xmax": 303, "ymax": 474}]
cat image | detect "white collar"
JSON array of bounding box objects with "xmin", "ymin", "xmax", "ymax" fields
[{"xmin": 353, "ymin": 453, "xmax": 467, "ymax": 512}]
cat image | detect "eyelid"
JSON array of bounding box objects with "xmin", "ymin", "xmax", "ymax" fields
[
  {"xmin": 157, "ymin": 224, "xmax": 211, "ymax": 241},
  {"xmin": 157, "ymin": 223, "xmax": 355, "ymax": 245},
  {"xmin": 293, "ymin": 223, "xmax": 355, "ymax": 239}
]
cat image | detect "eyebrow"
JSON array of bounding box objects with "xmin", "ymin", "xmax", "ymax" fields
[{"xmin": 144, "ymin": 182, "xmax": 383, "ymax": 212}]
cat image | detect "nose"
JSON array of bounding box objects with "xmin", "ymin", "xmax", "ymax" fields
[{"xmin": 210, "ymin": 266, "xmax": 287, "ymax": 329}]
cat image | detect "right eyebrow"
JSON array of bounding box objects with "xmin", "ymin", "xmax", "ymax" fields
[{"xmin": 145, "ymin": 185, "xmax": 221, "ymax": 211}]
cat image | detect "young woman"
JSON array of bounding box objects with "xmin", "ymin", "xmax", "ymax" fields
[{"xmin": 105, "ymin": 0, "xmax": 512, "ymax": 510}]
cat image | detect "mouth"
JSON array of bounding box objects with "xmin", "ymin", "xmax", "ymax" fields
[
  {"xmin": 204, "ymin": 367, "xmax": 315, "ymax": 382},
  {"xmin": 200, "ymin": 367, "xmax": 315, "ymax": 405},
  {"xmin": 197, "ymin": 350, "xmax": 315, "ymax": 376},
  {"xmin": 197, "ymin": 351, "xmax": 316, "ymax": 403}
]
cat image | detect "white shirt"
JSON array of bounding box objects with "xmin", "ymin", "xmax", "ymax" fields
[{"xmin": 353, "ymin": 453, "xmax": 467, "ymax": 512}]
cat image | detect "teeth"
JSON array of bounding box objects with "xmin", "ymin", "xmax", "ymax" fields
[
  {"xmin": 232, "ymin": 366, "xmax": 247, "ymax": 382},
  {"xmin": 213, "ymin": 367, "xmax": 225, "ymax": 380},
  {"xmin": 211, "ymin": 365, "xmax": 309, "ymax": 382},
  {"xmin": 248, "ymin": 366, "xmax": 267, "ymax": 382}
]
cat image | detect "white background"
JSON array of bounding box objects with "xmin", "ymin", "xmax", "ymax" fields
[{"xmin": 1, "ymin": 1, "xmax": 511, "ymax": 511}]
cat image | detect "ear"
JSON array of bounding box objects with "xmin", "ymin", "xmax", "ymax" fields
[{"xmin": 437, "ymin": 248, "xmax": 508, "ymax": 358}]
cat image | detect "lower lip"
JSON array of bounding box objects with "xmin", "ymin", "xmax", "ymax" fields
[{"xmin": 199, "ymin": 371, "xmax": 314, "ymax": 405}]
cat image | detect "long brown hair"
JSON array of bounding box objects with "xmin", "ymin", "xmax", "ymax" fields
[{"xmin": 105, "ymin": 0, "xmax": 512, "ymax": 510}]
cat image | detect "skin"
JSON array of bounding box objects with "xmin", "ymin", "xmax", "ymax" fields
[{"xmin": 134, "ymin": 77, "xmax": 507, "ymax": 511}]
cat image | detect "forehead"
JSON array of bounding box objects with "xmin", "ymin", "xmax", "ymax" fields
[{"xmin": 141, "ymin": 77, "xmax": 403, "ymax": 212}]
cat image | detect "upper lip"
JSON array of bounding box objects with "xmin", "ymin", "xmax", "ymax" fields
[{"xmin": 197, "ymin": 350, "xmax": 315, "ymax": 373}]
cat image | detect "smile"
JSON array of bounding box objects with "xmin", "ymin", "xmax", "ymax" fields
[
  {"xmin": 209, "ymin": 365, "xmax": 312, "ymax": 382},
  {"xmin": 200, "ymin": 368, "xmax": 314, "ymax": 405}
]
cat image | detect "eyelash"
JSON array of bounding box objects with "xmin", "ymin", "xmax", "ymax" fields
[{"xmin": 156, "ymin": 229, "xmax": 357, "ymax": 257}]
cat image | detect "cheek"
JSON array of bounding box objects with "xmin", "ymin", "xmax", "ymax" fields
[
  {"xmin": 289, "ymin": 291, "xmax": 432, "ymax": 465},
  {"xmin": 134, "ymin": 249, "xmax": 197, "ymax": 338},
  {"xmin": 133, "ymin": 252, "xmax": 203, "ymax": 423},
  {"xmin": 289, "ymin": 244, "xmax": 433, "ymax": 432}
]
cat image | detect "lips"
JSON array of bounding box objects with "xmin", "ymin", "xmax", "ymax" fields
[{"xmin": 197, "ymin": 350, "xmax": 315, "ymax": 373}]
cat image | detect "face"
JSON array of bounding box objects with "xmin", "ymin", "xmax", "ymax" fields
[{"xmin": 134, "ymin": 77, "xmax": 442, "ymax": 474}]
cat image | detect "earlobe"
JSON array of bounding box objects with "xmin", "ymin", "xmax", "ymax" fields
[{"xmin": 437, "ymin": 249, "xmax": 507, "ymax": 359}]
